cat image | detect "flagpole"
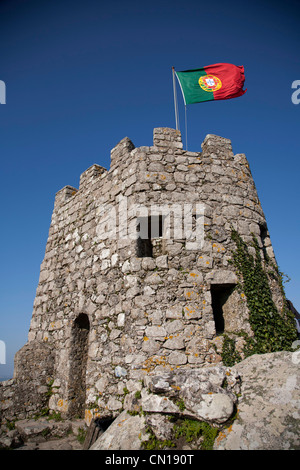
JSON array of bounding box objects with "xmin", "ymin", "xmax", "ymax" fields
[
  {"xmin": 172, "ymin": 67, "xmax": 179, "ymax": 131},
  {"xmin": 185, "ymin": 105, "xmax": 188, "ymax": 151}
]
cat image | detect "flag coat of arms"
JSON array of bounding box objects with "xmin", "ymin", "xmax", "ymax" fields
[{"xmin": 175, "ymin": 63, "xmax": 247, "ymax": 105}]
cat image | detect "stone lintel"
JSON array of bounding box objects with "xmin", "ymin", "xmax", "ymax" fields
[{"xmin": 206, "ymin": 269, "xmax": 238, "ymax": 285}]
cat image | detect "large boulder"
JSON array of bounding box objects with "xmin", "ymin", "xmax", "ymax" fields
[{"xmin": 214, "ymin": 351, "xmax": 300, "ymax": 450}]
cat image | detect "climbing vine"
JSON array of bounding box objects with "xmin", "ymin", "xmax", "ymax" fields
[
  {"xmin": 229, "ymin": 229, "xmax": 297, "ymax": 357},
  {"xmin": 221, "ymin": 334, "xmax": 242, "ymax": 367}
]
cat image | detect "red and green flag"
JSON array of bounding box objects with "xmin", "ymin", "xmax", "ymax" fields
[{"xmin": 175, "ymin": 63, "xmax": 246, "ymax": 105}]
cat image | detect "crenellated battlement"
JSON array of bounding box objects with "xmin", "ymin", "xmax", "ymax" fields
[{"xmin": 53, "ymin": 128, "xmax": 238, "ymax": 211}]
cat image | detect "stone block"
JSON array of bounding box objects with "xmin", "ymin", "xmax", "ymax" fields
[
  {"xmin": 183, "ymin": 304, "xmax": 202, "ymax": 320},
  {"xmin": 166, "ymin": 305, "xmax": 183, "ymax": 319},
  {"xmin": 141, "ymin": 390, "xmax": 180, "ymax": 414},
  {"xmin": 163, "ymin": 335, "xmax": 185, "ymax": 350},
  {"xmin": 145, "ymin": 326, "xmax": 167, "ymax": 339},
  {"xmin": 168, "ymin": 351, "xmax": 187, "ymax": 365},
  {"xmin": 193, "ymin": 393, "xmax": 234, "ymax": 424}
]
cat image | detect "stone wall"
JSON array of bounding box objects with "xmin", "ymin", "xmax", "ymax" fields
[
  {"xmin": 0, "ymin": 341, "xmax": 54, "ymax": 421},
  {"xmin": 0, "ymin": 128, "xmax": 284, "ymax": 423}
]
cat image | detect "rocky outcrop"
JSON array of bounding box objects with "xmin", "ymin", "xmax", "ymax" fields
[
  {"xmin": 214, "ymin": 350, "xmax": 300, "ymax": 450},
  {"xmin": 91, "ymin": 351, "xmax": 300, "ymax": 451},
  {"xmin": 91, "ymin": 363, "xmax": 240, "ymax": 450},
  {"xmin": 1, "ymin": 350, "xmax": 299, "ymax": 450}
]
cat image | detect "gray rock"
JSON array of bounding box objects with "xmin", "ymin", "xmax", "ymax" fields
[
  {"xmin": 90, "ymin": 411, "xmax": 148, "ymax": 450},
  {"xmin": 193, "ymin": 393, "xmax": 234, "ymax": 424},
  {"xmin": 214, "ymin": 351, "xmax": 300, "ymax": 450},
  {"xmin": 88, "ymin": 351, "xmax": 300, "ymax": 450},
  {"xmin": 145, "ymin": 365, "xmax": 238, "ymax": 424},
  {"xmin": 168, "ymin": 351, "xmax": 188, "ymax": 365},
  {"xmin": 141, "ymin": 390, "xmax": 180, "ymax": 414},
  {"xmin": 114, "ymin": 366, "xmax": 127, "ymax": 378},
  {"xmin": 145, "ymin": 414, "xmax": 174, "ymax": 440},
  {"xmin": 15, "ymin": 419, "xmax": 51, "ymax": 443}
]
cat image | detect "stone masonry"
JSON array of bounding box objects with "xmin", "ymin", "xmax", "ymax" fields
[{"xmin": 0, "ymin": 128, "xmax": 285, "ymax": 425}]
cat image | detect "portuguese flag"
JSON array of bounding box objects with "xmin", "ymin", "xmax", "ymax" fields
[{"xmin": 175, "ymin": 63, "xmax": 246, "ymax": 105}]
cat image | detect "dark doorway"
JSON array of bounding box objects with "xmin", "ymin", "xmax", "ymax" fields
[
  {"xmin": 211, "ymin": 284, "xmax": 236, "ymax": 334},
  {"xmin": 68, "ymin": 313, "xmax": 90, "ymax": 418}
]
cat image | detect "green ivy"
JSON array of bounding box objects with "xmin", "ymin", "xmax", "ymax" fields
[
  {"xmin": 230, "ymin": 229, "xmax": 297, "ymax": 357},
  {"xmin": 221, "ymin": 334, "xmax": 242, "ymax": 367}
]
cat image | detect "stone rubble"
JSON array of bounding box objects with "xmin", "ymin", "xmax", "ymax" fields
[{"xmin": 0, "ymin": 418, "xmax": 85, "ymax": 450}]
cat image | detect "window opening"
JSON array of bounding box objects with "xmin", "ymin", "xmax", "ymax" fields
[
  {"xmin": 136, "ymin": 215, "xmax": 164, "ymax": 258},
  {"xmin": 259, "ymin": 223, "xmax": 269, "ymax": 261},
  {"xmin": 211, "ymin": 284, "xmax": 236, "ymax": 334}
]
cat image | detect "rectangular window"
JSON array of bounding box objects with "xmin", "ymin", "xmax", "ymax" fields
[{"xmin": 136, "ymin": 215, "xmax": 164, "ymax": 258}]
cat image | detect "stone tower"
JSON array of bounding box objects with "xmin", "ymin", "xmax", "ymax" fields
[{"xmin": 0, "ymin": 128, "xmax": 288, "ymax": 423}]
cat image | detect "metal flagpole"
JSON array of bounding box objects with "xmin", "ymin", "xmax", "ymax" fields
[
  {"xmin": 172, "ymin": 67, "xmax": 179, "ymax": 131},
  {"xmin": 185, "ymin": 104, "xmax": 188, "ymax": 150}
]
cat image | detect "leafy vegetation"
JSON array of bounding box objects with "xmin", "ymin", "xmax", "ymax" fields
[
  {"xmin": 221, "ymin": 334, "xmax": 242, "ymax": 367},
  {"xmin": 141, "ymin": 417, "xmax": 219, "ymax": 451},
  {"xmin": 141, "ymin": 427, "xmax": 175, "ymax": 450},
  {"xmin": 76, "ymin": 427, "xmax": 87, "ymax": 444},
  {"xmin": 224, "ymin": 230, "xmax": 298, "ymax": 363},
  {"xmin": 176, "ymin": 398, "xmax": 186, "ymax": 411},
  {"xmin": 173, "ymin": 419, "xmax": 219, "ymax": 450}
]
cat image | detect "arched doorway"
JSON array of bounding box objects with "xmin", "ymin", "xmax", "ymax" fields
[{"xmin": 68, "ymin": 313, "xmax": 90, "ymax": 418}]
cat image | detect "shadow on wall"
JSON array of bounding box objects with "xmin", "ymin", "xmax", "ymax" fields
[{"xmin": 67, "ymin": 313, "xmax": 90, "ymax": 418}]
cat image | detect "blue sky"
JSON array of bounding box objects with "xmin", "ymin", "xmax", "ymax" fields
[{"xmin": 0, "ymin": 0, "xmax": 299, "ymax": 379}]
